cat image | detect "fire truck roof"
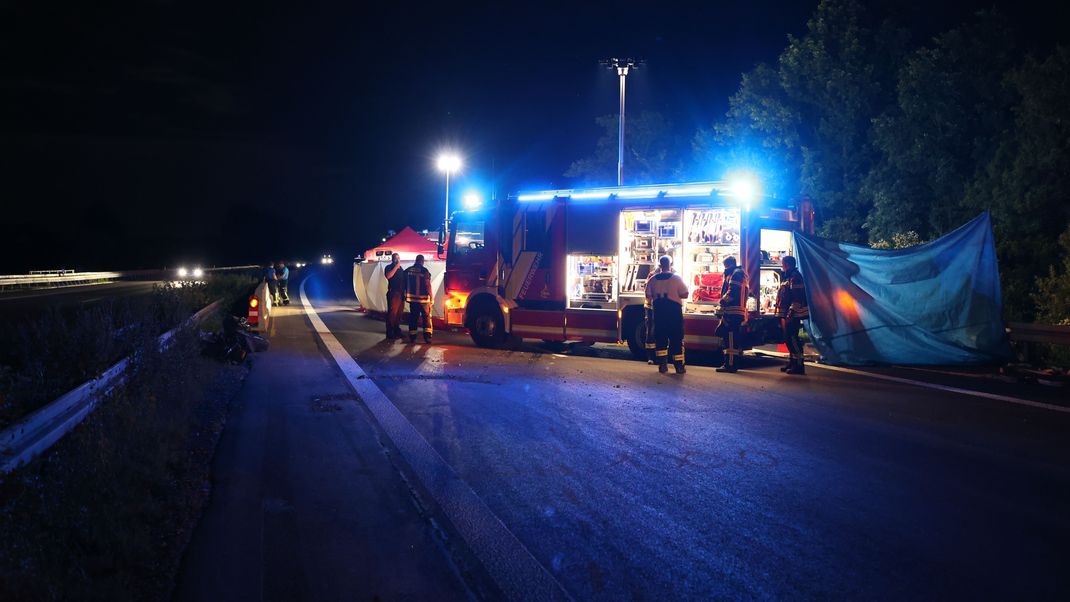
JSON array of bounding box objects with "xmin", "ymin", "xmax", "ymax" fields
[{"xmin": 513, "ymin": 180, "xmax": 761, "ymax": 203}]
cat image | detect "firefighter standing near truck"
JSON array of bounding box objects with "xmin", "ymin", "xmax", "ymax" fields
[
  {"xmin": 643, "ymin": 262, "xmax": 675, "ymax": 364},
  {"xmin": 404, "ymin": 254, "xmax": 434, "ymax": 344},
  {"xmin": 384, "ymin": 253, "xmax": 406, "ymax": 339},
  {"xmin": 777, "ymin": 255, "xmax": 809, "ymax": 375},
  {"xmin": 646, "ymin": 255, "xmax": 689, "ymax": 374},
  {"xmin": 715, "ymin": 256, "xmax": 748, "ymax": 373}
]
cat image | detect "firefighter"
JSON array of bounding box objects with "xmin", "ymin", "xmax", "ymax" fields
[
  {"xmin": 643, "ymin": 262, "xmax": 673, "ymax": 364},
  {"xmin": 404, "ymin": 254, "xmax": 434, "ymax": 343},
  {"xmin": 264, "ymin": 262, "xmax": 278, "ymax": 304},
  {"xmin": 276, "ymin": 260, "xmax": 290, "ymax": 305},
  {"xmin": 646, "ymin": 255, "xmax": 689, "ymax": 374},
  {"xmin": 715, "ymin": 256, "xmax": 747, "ymax": 373},
  {"xmin": 777, "ymin": 255, "xmax": 809, "ymax": 375},
  {"xmin": 643, "ymin": 297, "xmax": 657, "ymax": 364},
  {"xmin": 384, "ymin": 253, "xmax": 405, "ymax": 339}
]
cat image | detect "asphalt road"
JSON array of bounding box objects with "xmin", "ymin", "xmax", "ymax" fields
[{"xmin": 295, "ymin": 269, "xmax": 1070, "ymax": 599}]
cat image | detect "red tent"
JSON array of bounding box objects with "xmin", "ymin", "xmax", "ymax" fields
[{"xmin": 364, "ymin": 227, "xmax": 443, "ymax": 261}]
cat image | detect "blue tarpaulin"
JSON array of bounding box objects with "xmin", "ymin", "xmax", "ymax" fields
[{"xmin": 794, "ymin": 212, "xmax": 1011, "ymax": 366}]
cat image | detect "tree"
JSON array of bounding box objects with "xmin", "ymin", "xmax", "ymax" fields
[
  {"xmin": 565, "ymin": 111, "xmax": 684, "ymax": 186},
  {"xmin": 711, "ymin": 0, "xmax": 906, "ymax": 242},
  {"xmin": 864, "ymin": 13, "xmax": 1016, "ymax": 243},
  {"xmin": 965, "ymin": 46, "xmax": 1070, "ymax": 320},
  {"xmin": 1034, "ymin": 225, "xmax": 1070, "ymax": 325}
]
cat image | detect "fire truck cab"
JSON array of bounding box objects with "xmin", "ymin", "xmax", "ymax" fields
[{"xmin": 444, "ymin": 181, "xmax": 813, "ymax": 357}]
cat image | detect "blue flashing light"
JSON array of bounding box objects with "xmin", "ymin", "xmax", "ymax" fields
[
  {"xmin": 722, "ymin": 171, "xmax": 761, "ymax": 204},
  {"xmin": 516, "ymin": 181, "xmax": 725, "ymax": 203},
  {"xmin": 663, "ymin": 184, "xmax": 716, "ymax": 197},
  {"xmin": 517, "ymin": 192, "xmax": 555, "ymax": 202},
  {"xmin": 615, "ymin": 187, "xmax": 662, "ymax": 199},
  {"xmin": 570, "ymin": 191, "xmax": 612, "ymax": 200},
  {"xmin": 462, "ymin": 191, "xmax": 483, "ymax": 210}
]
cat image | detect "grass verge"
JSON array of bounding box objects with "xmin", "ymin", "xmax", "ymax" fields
[
  {"xmin": 0, "ymin": 321, "xmax": 248, "ymax": 601},
  {"xmin": 0, "ymin": 273, "xmax": 257, "ymax": 429}
]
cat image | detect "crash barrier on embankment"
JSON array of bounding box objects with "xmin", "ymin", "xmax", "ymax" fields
[
  {"xmin": 0, "ymin": 271, "xmax": 123, "ymax": 289},
  {"xmin": 1007, "ymin": 322, "xmax": 1070, "ymax": 365},
  {"xmin": 0, "ymin": 300, "xmax": 223, "ymax": 475},
  {"xmin": 0, "ymin": 265, "xmax": 262, "ymax": 291}
]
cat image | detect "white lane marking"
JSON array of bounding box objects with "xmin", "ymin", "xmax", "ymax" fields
[
  {"xmin": 804, "ymin": 360, "xmax": 1070, "ymax": 415},
  {"xmin": 299, "ymin": 278, "xmax": 571, "ymax": 602}
]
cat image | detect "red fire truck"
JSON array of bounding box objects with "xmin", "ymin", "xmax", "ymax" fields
[{"xmin": 443, "ymin": 181, "xmax": 814, "ymax": 357}]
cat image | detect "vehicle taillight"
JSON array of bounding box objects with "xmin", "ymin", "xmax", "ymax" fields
[{"xmin": 249, "ymin": 297, "xmax": 259, "ymax": 308}]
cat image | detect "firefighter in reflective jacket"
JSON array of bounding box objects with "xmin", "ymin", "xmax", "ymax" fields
[
  {"xmin": 643, "ymin": 262, "xmax": 675, "ymax": 364},
  {"xmin": 643, "ymin": 297, "xmax": 657, "ymax": 364},
  {"xmin": 404, "ymin": 254, "xmax": 434, "ymax": 343},
  {"xmin": 777, "ymin": 255, "xmax": 809, "ymax": 374},
  {"xmin": 646, "ymin": 256, "xmax": 689, "ymax": 374},
  {"xmin": 716, "ymin": 256, "xmax": 748, "ymax": 373}
]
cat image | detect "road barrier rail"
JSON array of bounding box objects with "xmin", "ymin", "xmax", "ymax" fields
[
  {"xmin": 0, "ymin": 265, "xmax": 263, "ymax": 291},
  {"xmin": 0, "ymin": 271, "xmax": 123, "ymax": 289},
  {"xmin": 0, "ymin": 300, "xmax": 223, "ymax": 476},
  {"xmin": 1007, "ymin": 322, "xmax": 1070, "ymax": 346}
]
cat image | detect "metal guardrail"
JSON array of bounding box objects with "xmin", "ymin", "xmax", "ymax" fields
[
  {"xmin": 1007, "ymin": 322, "xmax": 1070, "ymax": 346},
  {"xmin": 0, "ymin": 271, "xmax": 123, "ymax": 288},
  {"xmin": 0, "ymin": 300, "xmax": 223, "ymax": 475},
  {"xmin": 0, "ymin": 265, "xmax": 263, "ymax": 291}
]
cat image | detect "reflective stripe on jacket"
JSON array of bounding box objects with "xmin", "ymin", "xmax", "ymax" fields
[
  {"xmin": 776, "ymin": 267, "xmax": 809, "ymax": 319},
  {"xmin": 718, "ymin": 266, "xmax": 747, "ymax": 316},
  {"xmin": 404, "ymin": 265, "xmax": 433, "ymax": 303}
]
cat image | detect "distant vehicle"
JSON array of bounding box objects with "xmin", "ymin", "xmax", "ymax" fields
[
  {"xmin": 321, "ymin": 254, "xmax": 334, "ymax": 265},
  {"xmin": 176, "ymin": 266, "xmax": 205, "ymax": 280}
]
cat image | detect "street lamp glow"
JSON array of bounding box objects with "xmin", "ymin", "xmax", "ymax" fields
[
  {"xmin": 462, "ymin": 191, "xmax": 482, "ymax": 210},
  {"xmin": 436, "ymin": 151, "xmax": 464, "ymax": 247},
  {"xmin": 436, "ymin": 154, "xmax": 462, "ymax": 173}
]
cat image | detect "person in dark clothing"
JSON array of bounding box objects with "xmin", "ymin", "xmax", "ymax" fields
[
  {"xmin": 264, "ymin": 262, "xmax": 278, "ymax": 304},
  {"xmin": 716, "ymin": 256, "xmax": 748, "ymax": 373},
  {"xmin": 275, "ymin": 261, "xmax": 290, "ymax": 305},
  {"xmin": 404, "ymin": 254, "xmax": 433, "ymax": 343},
  {"xmin": 777, "ymin": 255, "xmax": 810, "ymax": 375},
  {"xmin": 384, "ymin": 253, "xmax": 405, "ymax": 339},
  {"xmin": 645, "ymin": 256, "xmax": 689, "ymax": 374}
]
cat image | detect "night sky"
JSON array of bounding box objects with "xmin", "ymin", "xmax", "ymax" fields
[{"xmin": 1, "ymin": 0, "xmax": 1061, "ymax": 272}]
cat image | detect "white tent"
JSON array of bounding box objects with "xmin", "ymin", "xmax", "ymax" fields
[{"xmin": 353, "ymin": 260, "xmax": 446, "ymax": 318}]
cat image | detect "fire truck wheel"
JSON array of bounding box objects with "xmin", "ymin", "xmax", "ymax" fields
[
  {"xmin": 468, "ymin": 301, "xmax": 505, "ymax": 348},
  {"xmin": 624, "ymin": 315, "xmax": 648, "ymax": 360}
]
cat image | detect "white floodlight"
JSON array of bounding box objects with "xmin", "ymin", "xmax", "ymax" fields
[{"xmin": 436, "ymin": 154, "xmax": 462, "ymax": 173}]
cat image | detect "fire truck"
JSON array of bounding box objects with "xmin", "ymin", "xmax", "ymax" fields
[{"xmin": 442, "ymin": 181, "xmax": 814, "ymax": 357}]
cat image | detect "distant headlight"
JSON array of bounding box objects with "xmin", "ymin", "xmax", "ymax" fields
[
  {"xmin": 177, "ymin": 267, "xmax": 189, "ymax": 278},
  {"xmin": 192, "ymin": 267, "xmax": 204, "ymax": 278}
]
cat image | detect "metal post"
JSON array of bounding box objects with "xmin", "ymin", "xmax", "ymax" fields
[
  {"xmin": 617, "ymin": 66, "xmax": 626, "ymax": 186},
  {"xmin": 444, "ymin": 170, "xmax": 451, "ymax": 233}
]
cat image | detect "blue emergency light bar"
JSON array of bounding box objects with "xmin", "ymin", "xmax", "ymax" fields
[{"xmin": 515, "ymin": 181, "xmax": 740, "ymax": 202}]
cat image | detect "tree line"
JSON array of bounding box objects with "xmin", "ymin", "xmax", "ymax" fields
[{"xmin": 568, "ymin": 0, "xmax": 1069, "ymax": 323}]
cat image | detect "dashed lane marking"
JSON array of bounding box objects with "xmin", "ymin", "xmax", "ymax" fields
[{"xmin": 299, "ymin": 277, "xmax": 572, "ymax": 602}]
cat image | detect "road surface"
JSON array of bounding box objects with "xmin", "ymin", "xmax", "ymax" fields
[{"xmin": 187, "ymin": 268, "xmax": 1070, "ymax": 600}]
